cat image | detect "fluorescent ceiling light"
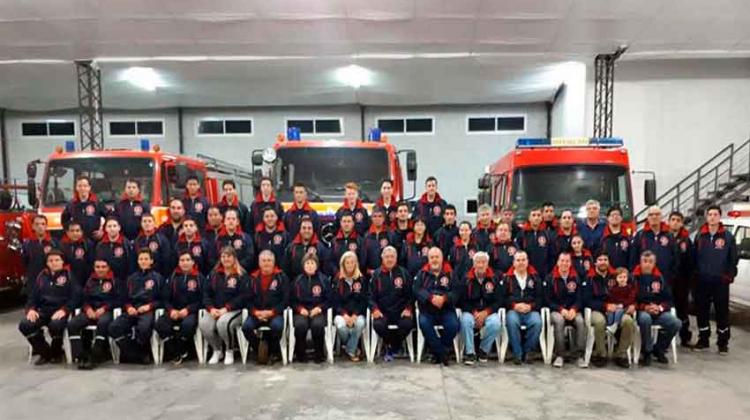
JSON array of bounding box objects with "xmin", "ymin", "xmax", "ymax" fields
[
  {"xmin": 119, "ymin": 66, "xmax": 165, "ymax": 91},
  {"xmin": 335, "ymin": 64, "xmax": 372, "ymax": 89}
]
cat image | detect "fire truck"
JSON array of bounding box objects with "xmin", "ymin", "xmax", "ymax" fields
[
  {"xmin": 26, "ymin": 142, "xmax": 254, "ymax": 236},
  {"xmin": 477, "ymin": 137, "xmax": 655, "ymax": 229},
  {"xmin": 0, "ymin": 182, "xmax": 35, "ymax": 294},
  {"xmin": 251, "ymin": 128, "xmax": 418, "ymax": 228}
]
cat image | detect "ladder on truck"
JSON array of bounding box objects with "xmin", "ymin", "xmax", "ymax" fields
[
  {"xmin": 634, "ymin": 138, "xmax": 750, "ymax": 233},
  {"xmin": 197, "ymin": 153, "xmax": 255, "ymax": 202}
]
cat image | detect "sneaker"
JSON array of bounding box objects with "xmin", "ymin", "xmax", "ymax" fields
[
  {"xmin": 553, "ymin": 356, "xmax": 564, "ymax": 368},
  {"xmin": 693, "ymin": 339, "xmax": 709, "ymax": 352},
  {"xmin": 224, "ymin": 350, "xmax": 234, "ymax": 365},
  {"xmin": 348, "ymin": 353, "xmax": 361, "ymax": 362},
  {"xmin": 208, "ymin": 350, "xmax": 223, "ymax": 365},
  {"xmin": 523, "ymin": 353, "xmax": 535, "ymax": 365},
  {"xmin": 477, "ymin": 349, "xmax": 488, "ymax": 363},
  {"xmin": 463, "ymin": 354, "xmax": 476, "ymax": 366},
  {"xmin": 616, "ymin": 357, "xmax": 630, "ymax": 369},
  {"xmin": 591, "ymin": 356, "xmax": 607, "ymax": 368},
  {"xmin": 577, "ymin": 357, "xmax": 588, "ymax": 368},
  {"xmin": 718, "ymin": 345, "xmax": 729, "ymax": 355},
  {"xmin": 641, "ymin": 352, "xmax": 652, "ymax": 366},
  {"xmin": 512, "ymin": 356, "xmax": 523, "ymax": 365},
  {"xmin": 172, "ymin": 352, "xmax": 188, "ymax": 366},
  {"xmin": 653, "ymin": 351, "xmax": 669, "ymax": 364}
]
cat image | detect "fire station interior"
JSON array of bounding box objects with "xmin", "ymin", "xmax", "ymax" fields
[{"xmin": 1, "ymin": 1, "xmax": 750, "ymax": 419}]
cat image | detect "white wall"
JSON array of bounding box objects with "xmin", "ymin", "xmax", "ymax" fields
[
  {"xmin": 365, "ymin": 104, "xmax": 548, "ymax": 216},
  {"xmin": 551, "ymin": 62, "xmax": 587, "ymax": 138},
  {"xmin": 585, "ymin": 58, "xmax": 750, "ymax": 212}
]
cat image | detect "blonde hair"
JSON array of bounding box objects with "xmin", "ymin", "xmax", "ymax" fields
[
  {"xmin": 344, "ymin": 182, "xmax": 359, "ymax": 191},
  {"xmin": 338, "ymin": 251, "xmax": 362, "ymax": 280}
]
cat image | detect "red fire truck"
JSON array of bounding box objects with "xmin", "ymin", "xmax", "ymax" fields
[{"xmin": 478, "ymin": 137, "xmax": 655, "ymax": 229}]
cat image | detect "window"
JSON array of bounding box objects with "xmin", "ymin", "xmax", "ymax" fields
[
  {"xmin": 21, "ymin": 121, "xmax": 75, "ymax": 137},
  {"xmin": 286, "ymin": 118, "xmax": 343, "ymax": 136},
  {"xmin": 197, "ymin": 118, "xmax": 253, "ymax": 136},
  {"xmin": 108, "ymin": 120, "xmax": 164, "ymax": 136},
  {"xmin": 377, "ymin": 117, "xmax": 434, "ymax": 135},
  {"xmin": 467, "ymin": 115, "xmax": 526, "ymax": 134}
]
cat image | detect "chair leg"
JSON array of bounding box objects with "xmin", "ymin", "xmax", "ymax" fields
[{"xmin": 150, "ymin": 332, "xmax": 160, "ymax": 365}]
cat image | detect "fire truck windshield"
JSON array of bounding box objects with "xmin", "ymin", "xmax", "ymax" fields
[
  {"xmin": 512, "ymin": 165, "xmax": 632, "ymax": 220},
  {"xmin": 275, "ymin": 148, "xmax": 389, "ymax": 203},
  {"xmin": 42, "ymin": 158, "xmax": 155, "ymax": 206}
]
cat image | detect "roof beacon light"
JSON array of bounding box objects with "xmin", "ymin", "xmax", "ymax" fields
[
  {"xmin": 140, "ymin": 138, "xmax": 150, "ymax": 151},
  {"xmin": 516, "ymin": 137, "xmax": 624, "ymax": 149},
  {"xmin": 64, "ymin": 140, "xmax": 75, "ymax": 152},
  {"xmin": 367, "ymin": 127, "xmax": 382, "ymax": 142},
  {"xmin": 287, "ymin": 127, "xmax": 301, "ymax": 141}
]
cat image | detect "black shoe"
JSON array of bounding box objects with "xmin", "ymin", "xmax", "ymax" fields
[
  {"xmin": 463, "ymin": 354, "xmax": 476, "ymax": 366},
  {"xmin": 718, "ymin": 345, "xmax": 729, "ymax": 355},
  {"xmin": 314, "ymin": 354, "xmax": 326, "ymax": 364},
  {"xmin": 172, "ymin": 352, "xmax": 188, "ymax": 366},
  {"xmin": 523, "ymin": 354, "xmax": 534, "ymax": 365},
  {"xmin": 442, "ymin": 357, "xmax": 450, "ymax": 367},
  {"xmin": 693, "ymin": 339, "xmax": 709, "ymax": 352},
  {"xmin": 78, "ymin": 355, "xmax": 94, "ymax": 370},
  {"xmin": 34, "ymin": 354, "xmax": 51, "ymax": 366},
  {"xmin": 431, "ymin": 355, "xmax": 443, "ymax": 365},
  {"xmin": 591, "ymin": 356, "xmax": 607, "ymax": 368},
  {"xmin": 653, "ymin": 351, "xmax": 669, "ymax": 364},
  {"xmin": 641, "ymin": 352, "xmax": 652, "ymax": 366},
  {"xmin": 140, "ymin": 352, "xmax": 153, "ymax": 365},
  {"xmin": 476, "ymin": 349, "xmax": 488, "ymax": 363},
  {"xmin": 616, "ymin": 357, "xmax": 630, "ymax": 368}
]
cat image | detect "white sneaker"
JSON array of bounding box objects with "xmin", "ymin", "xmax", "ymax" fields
[
  {"xmin": 577, "ymin": 357, "xmax": 588, "ymax": 368},
  {"xmin": 553, "ymin": 356, "xmax": 564, "ymax": 368},
  {"xmin": 208, "ymin": 349, "xmax": 223, "ymax": 365},
  {"xmin": 224, "ymin": 350, "xmax": 234, "ymax": 365}
]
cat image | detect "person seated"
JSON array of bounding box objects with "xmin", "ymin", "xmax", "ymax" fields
[
  {"xmin": 546, "ymin": 253, "xmax": 586, "ymax": 368},
  {"xmin": 200, "ymin": 247, "xmax": 250, "ymax": 366},
  {"xmin": 242, "ymin": 250, "xmax": 289, "ymax": 365},
  {"xmin": 414, "ymin": 247, "xmax": 459, "ymax": 366},
  {"xmin": 19, "ymin": 250, "xmax": 80, "ymax": 365},
  {"xmin": 68, "ymin": 258, "xmax": 122, "ymax": 370},
  {"xmin": 583, "ymin": 252, "xmax": 614, "ymax": 368},
  {"xmin": 370, "ymin": 246, "xmax": 414, "ymax": 363},
  {"xmin": 154, "ymin": 251, "xmax": 204, "ymax": 366},
  {"xmin": 634, "ymin": 251, "xmax": 682, "ymax": 365},
  {"xmin": 458, "ymin": 251, "xmax": 504, "ymax": 365},
  {"xmin": 604, "ymin": 267, "xmax": 638, "ymax": 368},
  {"xmin": 109, "ymin": 249, "xmax": 163, "ymax": 364},
  {"xmin": 290, "ymin": 255, "xmax": 330, "ymax": 364},
  {"xmin": 504, "ymin": 251, "xmax": 543, "ymax": 365},
  {"xmin": 332, "ymin": 251, "xmax": 368, "ymax": 362}
]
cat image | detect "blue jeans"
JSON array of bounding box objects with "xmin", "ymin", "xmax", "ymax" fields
[
  {"xmin": 607, "ymin": 309, "xmax": 626, "ymax": 326},
  {"xmin": 419, "ymin": 310, "xmax": 459, "ymax": 358},
  {"xmin": 241, "ymin": 315, "xmax": 285, "ymax": 343},
  {"xmin": 505, "ymin": 310, "xmax": 542, "ymax": 358},
  {"xmin": 460, "ymin": 312, "xmax": 501, "ymax": 355},
  {"xmin": 334, "ymin": 315, "xmax": 366, "ymax": 357},
  {"xmin": 637, "ymin": 311, "xmax": 682, "ymax": 354}
]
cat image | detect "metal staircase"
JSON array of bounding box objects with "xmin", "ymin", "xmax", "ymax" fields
[{"xmin": 634, "ymin": 138, "xmax": 750, "ymax": 232}]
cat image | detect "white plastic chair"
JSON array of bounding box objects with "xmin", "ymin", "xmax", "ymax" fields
[
  {"xmin": 455, "ymin": 308, "xmax": 504, "ymax": 364},
  {"xmin": 236, "ymin": 308, "xmax": 289, "ymax": 366},
  {"xmin": 632, "ymin": 307, "xmax": 679, "ymax": 366},
  {"xmin": 605, "ymin": 322, "xmax": 634, "ymax": 366},
  {"xmin": 27, "ymin": 320, "xmax": 73, "ymax": 365},
  {"xmin": 415, "ymin": 303, "xmax": 461, "ymax": 364},
  {"xmin": 110, "ymin": 308, "xmax": 162, "ymax": 365},
  {"xmin": 367, "ymin": 307, "xmax": 416, "ymax": 363},
  {"xmin": 70, "ymin": 307, "xmax": 120, "ymax": 363},
  {"xmin": 498, "ymin": 308, "xmax": 548, "ymax": 364},
  {"xmin": 154, "ymin": 308, "xmax": 205, "ymax": 365},
  {"xmin": 287, "ymin": 307, "xmax": 335, "ymax": 364},
  {"xmin": 331, "ymin": 309, "xmax": 370, "ymax": 362}
]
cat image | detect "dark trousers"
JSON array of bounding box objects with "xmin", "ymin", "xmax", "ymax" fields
[
  {"xmin": 109, "ymin": 313, "xmax": 155, "ymax": 361},
  {"xmin": 68, "ymin": 311, "xmax": 114, "ymax": 360},
  {"xmin": 293, "ymin": 313, "xmax": 326, "ymax": 359},
  {"xmin": 242, "ymin": 315, "xmax": 284, "ymax": 343},
  {"xmin": 18, "ymin": 312, "xmax": 68, "ymax": 356},
  {"xmin": 154, "ymin": 313, "xmax": 198, "ymax": 358},
  {"xmin": 373, "ymin": 315, "xmax": 414, "ymax": 351},
  {"xmin": 695, "ymin": 281, "xmax": 730, "ymax": 346},
  {"xmin": 670, "ymin": 276, "xmax": 693, "ymax": 343},
  {"xmin": 418, "ymin": 310, "xmax": 459, "ymax": 358}
]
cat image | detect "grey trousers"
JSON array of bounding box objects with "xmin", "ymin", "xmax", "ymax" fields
[
  {"xmin": 550, "ymin": 312, "xmax": 586, "ymax": 357},
  {"xmin": 199, "ymin": 310, "xmax": 242, "ymax": 351}
]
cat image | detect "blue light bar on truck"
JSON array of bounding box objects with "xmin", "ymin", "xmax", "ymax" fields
[{"xmin": 516, "ymin": 137, "xmax": 623, "ymax": 148}]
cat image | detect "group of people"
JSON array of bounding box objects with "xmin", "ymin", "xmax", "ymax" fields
[{"xmin": 19, "ymin": 174, "xmax": 738, "ymax": 370}]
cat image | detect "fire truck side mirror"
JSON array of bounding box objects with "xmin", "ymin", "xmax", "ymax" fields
[
  {"xmin": 406, "ymin": 151, "xmax": 417, "ymax": 181},
  {"xmin": 251, "ymin": 151, "xmax": 263, "ymax": 167},
  {"xmin": 644, "ymin": 179, "xmax": 657, "ymax": 206},
  {"xmin": 27, "ymin": 179, "xmax": 38, "ymax": 208},
  {"xmin": 478, "ymin": 174, "xmax": 491, "ymax": 189},
  {"xmin": 26, "ymin": 161, "xmax": 37, "ymax": 179},
  {"xmin": 252, "ymin": 169, "xmax": 262, "ymax": 188}
]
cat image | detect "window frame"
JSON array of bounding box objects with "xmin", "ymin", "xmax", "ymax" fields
[
  {"xmin": 20, "ymin": 120, "xmax": 77, "ymax": 138},
  {"xmin": 107, "ymin": 119, "xmax": 165, "ymax": 137},
  {"xmin": 466, "ymin": 114, "xmax": 527, "ymax": 135},
  {"xmin": 284, "ymin": 117, "xmax": 344, "ymax": 137},
  {"xmin": 195, "ymin": 117, "xmax": 255, "ymax": 137},
  {"xmin": 375, "ymin": 116, "xmax": 435, "ymax": 136}
]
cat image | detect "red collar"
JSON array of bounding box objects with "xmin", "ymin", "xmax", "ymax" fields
[
  {"xmin": 376, "ymin": 197, "xmax": 394, "ymax": 208},
  {"xmin": 184, "ymin": 191, "xmax": 203, "ymax": 200},
  {"xmin": 73, "ymin": 192, "xmax": 97, "ymax": 203},
  {"xmin": 289, "ymin": 200, "xmax": 314, "ymax": 212},
  {"xmin": 60, "ymin": 233, "xmax": 82, "ymax": 244},
  {"xmin": 292, "ymin": 233, "xmax": 319, "ymax": 245},
  {"xmin": 335, "ymin": 229, "xmax": 359, "ymax": 240},
  {"xmin": 251, "ymin": 267, "xmax": 282, "ymax": 277},
  {"xmin": 574, "ymin": 249, "xmax": 592, "ymax": 258},
  {"xmin": 221, "ymin": 195, "xmax": 239, "ymax": 207},
  {"xmin": 89, "ymin": 270, "xmax": 114, "ymax": 281},
  {"xmin": 255, "ymin": 192, "xmax": 276, "ymax": 203},
  {"xmin": 216, "ymin": 264, "xmax": 242, "ymax": 276},
  {"xmin": 541, "ymin": 217, "xmax": 558, "ymax": 230},
  {"xmin": 178, "ymin": 231, "xmax": 202, "ymax": 243},
  {"xmin": 522, "ymin": 221, "xmax": 543, "ymax": 232},
  {"xmin": 643, "ymin": 222, "xmax": 670, "ymax": 234},
  {"xmin": 255, "ymin": 221, "xmax": 286, "ymax": 233},
  {"xmin": 674, "ymin": 227, "xmax": 690, "ymax": 238},
  {"xmin": 632, "ymin": 265, "xmax": 663, "ymax": 277},
  {"xmin": 419, "ymin": 192, "xmax": 442, "ymax": 204},
  {"xmin": 467, "ymin": 266, "xmax": 495, "ymax": 280},
  {"xmin": 552, "ymin": 266, "xmax": 578, "ymax": 280},
  {"xmin": 602, "ymin": 225, "xmax": 622, "ymax": 238},
  {"xmin": 175, "ymin": 266, "xmax": 200, "ymax": 276},
  {"xmin": 341, "ymin": 199, "xmax": 364, "ymax": 210},
  {"xmin": 505, "ymin": 266, "xmax": 538, "ymax": 276},
  {"xmin": 368, "ymin": 224, "xmax": 388, "ymax": 235},
  {"xmin": 406, "ymin": 231, "xmax": 430, "ymax": 244},
  {"xmin": 699, "ymin": 223, "xmax": 726, "ymax": 235},
  {"xmin": 378, "ymin": 264, "xmax": 397, "ymax": 274},
  {"xmin": 453, "ymin": 236, "xmax": 476, "ymax": 248},
  {"xmin": 557, "ymin": 224, "xmax": 577, "ymax": 236},
  {"xmin": 120, "ymin": 193, "xmax": 143, "ymax": 202},
  {"xmin": 420, "ymin": 262, "xmax": 452, "ymax": 275},
  {"xmin": 137, "ymin": 228, "xmax": 157, "ymax": 238},
  {"xmin": 476, "ymin": 220, "xmax": 497, "ymax": 231},
  {"xmin": 491, "ymin": 236, "xmax": 514, "ymax": 245},
  {"xmin": 34, "ymin": 232, "xmax": 52, "ymax": 242},
  {"xmin": 101, "ymin": 234, "xmax": 125, "ymax": 244},
  {"xmin": 594, "ymin": 267, "xmax": 617, "ymax": 277},
  {"xmin": 391, "ymin": 220, "xmax": 413, "ymax": 231},
  {"xmin": 218, "ymin": 225, "xmax": 243, "ymax": 237}
]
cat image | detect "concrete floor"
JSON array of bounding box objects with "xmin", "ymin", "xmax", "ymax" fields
[{"xmin": 1, "ymin": 302, "xmax": 749, "ymax": 420}]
